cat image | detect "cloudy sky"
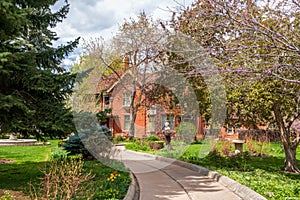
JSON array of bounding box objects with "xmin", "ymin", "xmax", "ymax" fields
[{"xmin": 52, "ymin": 0, "xmax": 194, "ymax": 65}]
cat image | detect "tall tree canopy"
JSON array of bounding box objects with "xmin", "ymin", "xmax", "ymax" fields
[
  {"xmin": 173, "ymin": 0, "xmax": 300, "ymax": 172},
  {"xmin": 0, "ymin": 0, "xmax": 79, "ymax": 139}
]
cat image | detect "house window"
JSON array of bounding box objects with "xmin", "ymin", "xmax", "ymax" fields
[
  {"xmin": 227, "ymin": 125, "xmax": 233, "ymax": 135},
  {"xmin": 124, "ymin": 115, "xmax": 130, "ymax": 131},
  {"xmin": 122, "ymin": 92, "xmax": 131, "ymax": 107},
  {"xmin": 148, "ymin": 115, "xmax": 155, "ymax": 132},
  {"xmin": 103, "ymin": 95, "xmax": 110, "ymax": 110},
  {"xmin": 162, "ymin": 114, "xmax": 174, "ymax": 129}
]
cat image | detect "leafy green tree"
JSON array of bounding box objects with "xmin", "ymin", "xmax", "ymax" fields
[
  {"xmin": 0, "ymin": 0, "xmax": 79, "ymax": 139},
  {"xmin": 173, "ymin": 0, "xmax": 300, "ymax": 172}
]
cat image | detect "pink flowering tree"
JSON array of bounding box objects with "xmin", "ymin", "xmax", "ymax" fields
[{"xmin": 172, "ymin": 0, "xmax": 300, "ymax": 172}]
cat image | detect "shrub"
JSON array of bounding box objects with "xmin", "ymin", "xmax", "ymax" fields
[
  {"xmin": 113, "ymin": 135, "xmax": 125, "ymax": 144},
  {"xmin": 149, "ymin": 141, "xmax": 164, "ymax": 150},
  {"xmin": 221, "ymin": 140, "xmax": 233, "ymax": 155},
  {"xmin": 146, "ymin": 135, "xmax": 160, "ymax": 142},
  {"xmin": 128, "ymin": 137, "xmax": 137, "ymax": 142},
  {"xmin": 125, "ymin": 142, "xmax": 150, "ymax": 151},
  {"xmin": 245, "ymin": 135, "xmax": 259, "ymax": 155},
  {"xmin": 78, "ymin": 125, "xmax": 113, "ymax": 141},
  {"xmin": 30, "ymin": 156, "xmax": 94, "ymax": 200},
  {"xmin": 63, "ymin": 126, "xmax": 112, "ymax": 158},
  {"xmin": 196, "ymin": 151, "xmax": 252, "ymax": 171},
  {"xmin": 50, "ymin": 147, "xmax": 69, "ymax": 161},
  {"xmin": 62, "ymin": 134, "xmax": 90, "ymax": 158}
]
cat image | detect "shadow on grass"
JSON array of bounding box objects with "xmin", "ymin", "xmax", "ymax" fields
[
  {"xmin": 243, "ymin": 156, "xmax": 300, "ymax": 179},
  {"xmin": 0, "ymin": 161, "xmax": 46, "ymax": 192},
  {"xmin": 180, "ymin": 150, "xmax": 300, "ymax": 177}
]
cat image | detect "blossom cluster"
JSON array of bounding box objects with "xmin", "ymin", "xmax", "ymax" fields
[{"xmin": 106, "ymin": 171, "xmax": 120, "ymax": 182}]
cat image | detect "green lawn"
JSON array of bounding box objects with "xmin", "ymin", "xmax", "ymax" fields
[
  {"xmin": 0, "ymin": 141, "xmax": 58, "ymax": 191},
  {"xmin": 0, "ymin": 140, "xmax": 131, "ymax": 199},
  {"xmin": 178, "ymin": 142, "xmax": 300, "ymax": 200}
]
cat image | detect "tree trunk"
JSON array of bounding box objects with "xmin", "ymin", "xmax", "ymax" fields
[
  {"xmin": 283, "ymin": 144, "xmax": 300, "ymax": 173},
  {"xmin": 274, "ymin": 103, "xmax": 300, "ymax": 173},
  {"xmin": 129, "ymin": 79, "xmax": 137, "ymax": 138},
  {"xmin": 129, "ymin": 111, "xmax": 136, "ymax": 138}
]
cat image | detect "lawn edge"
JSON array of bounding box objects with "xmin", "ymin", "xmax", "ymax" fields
[{"xmin": 123, "ymin": 172, "xmax": 140, "ymax": 200}]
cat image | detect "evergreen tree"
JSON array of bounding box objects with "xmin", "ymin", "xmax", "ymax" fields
[{"xmin": 0, "ymin": 0, "xmax": 79, "ymax": 139}]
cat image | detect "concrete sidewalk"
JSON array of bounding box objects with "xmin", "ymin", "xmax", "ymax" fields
[{"xmin": 115, "ymin": 148, "xmax": 243, "ymax": 200}]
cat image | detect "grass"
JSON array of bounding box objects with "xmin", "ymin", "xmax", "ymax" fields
[
  {"xmin": 179, "ymin": 142, "xmax": 300, "ymax": 200},
  {"xmin": 84, "ymin": 161, "xmax": 131, "ymax": 199},
  {"xmin": 0, "ymin": 140, "xmax": 58, "ymax": 191},
  {"xmin": 126, "ymin": 139, "xmax": 300, "ymax": 200},
  {"xmin": 0, "ymin": 140, "xmax": 131, "ymax": 199}
]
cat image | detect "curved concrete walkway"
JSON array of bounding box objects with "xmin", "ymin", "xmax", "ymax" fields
[{"xmin": 115, "ymin": 147, "xmax": 246, "ymax": 200}]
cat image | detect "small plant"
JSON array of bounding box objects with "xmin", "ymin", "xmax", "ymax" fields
[
  {"xmin": 210, "ymin": 140, "xmax": 219, "ymax": 154},
  {"xmin": 146, "ymin": 135, "xmax": 160, "ymax": 142},
  {"xmin": 30, "ymin": 155, "xmax": 94, "ymax": 200},
  {"xmin": 125, "ymin": 141, "xmax": 150, "ymax": 152},
  {"xmin": 221, "ymin": 140, "xmax": 233, "ymax": 156},
  {"xmin": 128, "ymin": 137, "xmax": 137, "ymax": 142},
  {"xmin": 0, "ymin": 191, "xmax": 14, "ymax": 200},
  {"xmin": 245, "ymin": 135, "xmax": 258, "ymax": 155},
  {"xmin": 148, "ymin": 141, "xmax": 165, "ymax": 150},
  {"xmin": 113, "ymin": 135, "xmax": 125, "ymax": 144},
  {"xmin": 92, "ymin": 171, "xmax": 130, "ymax": 200},
  {"xmin": 50, "ymin": 147, "xmax": 69, "ymax": 161}
]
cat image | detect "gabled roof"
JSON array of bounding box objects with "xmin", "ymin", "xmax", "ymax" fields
[{"xmin": 95, "ymin": 69, "xmax": 127, "ymax": 94}]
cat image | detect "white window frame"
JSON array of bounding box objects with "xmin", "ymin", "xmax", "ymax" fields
[
  {"xmin": 148, "ymin": 114, "xmax": 155, "ymax": 132},
  {"xmin": 124, "ymin": 115, "xmax": 130, "ymax": 131},
  {"xmin": 227, "ymin": 125, "xmax": 233, "ymax": 135},
  {"xmin": 122, "ymin": 92, "xmax": 131, "ymax": 107}
]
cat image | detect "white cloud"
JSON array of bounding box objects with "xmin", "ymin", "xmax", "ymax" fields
[
  {"xmin": 53, "ymin": 0, "xmax": 194, "ymax": 41},
  {"xmin": 51, "ymin": 0, "xmax": 195, "ymax": 65}
]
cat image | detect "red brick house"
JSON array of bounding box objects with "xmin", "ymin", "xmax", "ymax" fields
[
  {"xmin": 95, "ymin": 72, "xmax": 270, "ymax": 140},
  {"xmin": 94, "ymin": 60, "xmax": 206, "ymax": 139},
  {"xmin": 94, "ymin": 59, "xmax": 267, "ymax": 140}
]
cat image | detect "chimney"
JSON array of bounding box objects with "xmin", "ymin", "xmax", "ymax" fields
[{"xmin": 123, "ymin": 56, "xmax": 130, "ymax": 69}]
